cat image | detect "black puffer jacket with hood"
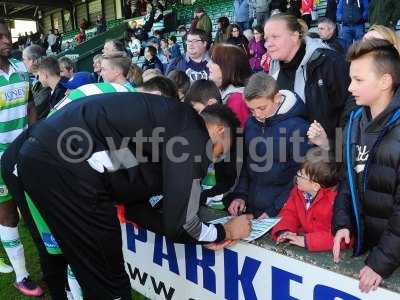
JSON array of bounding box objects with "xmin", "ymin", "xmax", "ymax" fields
[
  {"xmin": 269, "ymin": 37, "xmax": 351, "ymax": 139},
  {"xmin": 333, "ymin": 87, "xmax": 400, "ymax": 278}
]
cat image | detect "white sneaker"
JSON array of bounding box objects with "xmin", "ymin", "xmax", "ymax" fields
[{"xmin": 0, "ymin": 257, "xmax": 13, "ymax": 273}]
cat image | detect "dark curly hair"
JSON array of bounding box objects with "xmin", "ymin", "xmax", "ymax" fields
[
  {"xmin": 201, "ymin": 104, "xmax": 240, "ymax": 144},
  {"xmin": 139, "ymin": 76, "xmax": 179, "ymax": 100}
]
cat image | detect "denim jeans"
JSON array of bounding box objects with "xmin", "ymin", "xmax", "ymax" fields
[{"xmin": 340, "ymin": 23, "xmax": 365, "ymax": 49}]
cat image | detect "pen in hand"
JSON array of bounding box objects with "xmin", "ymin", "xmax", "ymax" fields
[{"xmin": 237, "ymin": 207, "xmax": 246, "ymax": 216}]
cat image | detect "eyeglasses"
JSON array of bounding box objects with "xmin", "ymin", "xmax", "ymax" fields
[
  {"xmin": 186, "ymin": 39, "xmax": 203, "ymax": 44},
  {"xmin": 295, "ymin": 172, "xmax": 310, "ymax": 181}
]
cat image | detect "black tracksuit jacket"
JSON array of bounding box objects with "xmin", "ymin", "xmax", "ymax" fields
[{"xmin": 25, "ymin": 92, "xmax": 226, "ymax": 243}]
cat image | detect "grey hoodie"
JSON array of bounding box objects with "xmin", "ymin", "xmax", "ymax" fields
[{"xmin": 269, "ymin": 37, "xmax": 330, "ymax": 102}]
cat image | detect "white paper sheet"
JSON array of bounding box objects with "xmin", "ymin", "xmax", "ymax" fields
[{"xmin": 209, "ymin": 216, "xmax": 281, "ymax": 242}]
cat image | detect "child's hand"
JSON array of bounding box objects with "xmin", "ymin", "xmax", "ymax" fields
[
  {"xmin": 333, "ymin": 228, "xmax": 351, "ymax": 263},
  {"xmin": 286, "ymin": 234, "xmax": 305, "ymax": 247},
  {"xmin": 228, "ymin": 198, "xmax": 246, "ymax": 216},
  {"xmin": 276, "ymin": 231, "xmax": 296, "ymax": 243},
  {"xmin": 307, "ymin": 120, "xmax": 330, "ymax": 150},
  {"xmin": 359, "ymin": 265, "xmax": 383, "ymax": 293}
]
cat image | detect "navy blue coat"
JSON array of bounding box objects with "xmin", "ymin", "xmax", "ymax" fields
[
  {"xmin": 337, "ymin": 0, "xmax": 369, "ymax": 25},
  {"xmin": 231, "ymin": 91, "xmax": 311, "ymax": 217}
]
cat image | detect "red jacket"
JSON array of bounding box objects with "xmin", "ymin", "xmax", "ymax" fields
[
  {"xmin": 75, "ymin": 31, "xmax": 86, "ymax": 44},
  {"xmin": 226, "ymin": 93, "xmax": 250, "ymax": 128},
  {"xmin": 261, "ymin": 52, "xmax": 271, "ymax": 73},
  {"xmin": 301, "ymin": 0, "xmax": 314, "ymax": 14},
  {"xmin": 272, "ymin": 186, "xmax": 348, "ymax": 252},
  {"xmin": 221, "ymin": 87, "xmax": 250, "ymax": 128}
]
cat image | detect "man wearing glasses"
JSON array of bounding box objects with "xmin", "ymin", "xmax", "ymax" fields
[{"xmin": 166, "ymin": 29, "xmax": 210, "ymax": 82}]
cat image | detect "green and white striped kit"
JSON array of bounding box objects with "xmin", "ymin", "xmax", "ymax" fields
[
  {"xmin": 49, "ymin": 82, "xmax": 136, "ymax": 116},
  {"xmin": 0, "ymin": 59, "xmax": 29, "ymax": 202},
  {"xmin": 0, "ymin": 59, "xmax": 29, "ymax": 158}
]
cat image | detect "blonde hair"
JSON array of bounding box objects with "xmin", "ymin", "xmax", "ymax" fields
[
  {"xmin": 297, "ymin": 18, "xmax": 309, "ymax": 35},
  {"xmin": 268, "ymin": 13, "xmax": 305, "ymax": 41},
  {"xmin": 142, "ymin": 68, "xmax": 162, "ymax": 82},
  {"xmin": 127, "ymin": 63, "xmax": 143, "ymax": 86},
  {"xmin": 367, "ymin": 25, "xmax": 400, "ymax": 54},
  {"xmin": 93, "ymin": 54, "xmax": 103, "ymax": 62},
  {"xmin": 244, "ymin": 72, "xmax": 279, "ymax": 101},
  {"xmin": 102, "ymin": 52, "xmax": 131, "ymax": 77}
]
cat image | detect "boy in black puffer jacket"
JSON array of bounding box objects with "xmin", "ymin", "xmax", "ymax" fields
[{"xmin": 333, "ymin": 39, "xmax": 400, "ymax": 293}]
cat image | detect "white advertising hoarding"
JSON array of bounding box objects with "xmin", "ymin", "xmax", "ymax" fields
[{"xmin": 121, "ymin": 221, "xmax": 399, "ymax": 300}]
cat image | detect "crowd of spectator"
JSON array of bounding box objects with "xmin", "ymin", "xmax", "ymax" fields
[{"xmin": 16, "ymin": 29, "xmax": 62, "ymax": 55}]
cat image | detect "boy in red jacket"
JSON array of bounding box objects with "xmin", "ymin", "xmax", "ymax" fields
[{"xmin": 272, "ymin": 148, "xmax": 343, "ymax": 252}]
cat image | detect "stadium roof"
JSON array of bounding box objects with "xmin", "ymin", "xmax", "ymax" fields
[{"xmin": 0, "ymin": 0, "xmax": 73, "ymax": 20}]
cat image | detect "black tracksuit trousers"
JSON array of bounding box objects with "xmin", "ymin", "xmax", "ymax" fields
[
  {"xmin": 16, "ymin": 137, "xmax": 131, "ymax": 300},
  {"xmin": 2, "ymin": 130, "xmax": 69, "ymax": 300}
]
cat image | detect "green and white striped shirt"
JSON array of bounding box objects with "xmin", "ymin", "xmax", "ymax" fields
[
  {"xmin": 0, "ymin": 59, "xmax": 30, "ymax": 157},
  {"xmin": 49, "ymin": 82, "xmax": 136, "ymax": 116}
]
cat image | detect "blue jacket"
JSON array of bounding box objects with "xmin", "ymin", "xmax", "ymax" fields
[
  {"xmin": 337, "ymin": 0, "xmax": 369, "ymax": 25},
  {"xmin": 142, "ymin": 56, "xmax": 164, "ymax": 73},
  {"xmin": 232, "ymin": 90, "xmax": 311, "ymax": 217},
  {"xmin": 234, "ymin": 0, "xmax": 250, "ymax": 23},
  {"xmin": 169, "ymin": 44, "xmax": 181, "ymax": 59}
]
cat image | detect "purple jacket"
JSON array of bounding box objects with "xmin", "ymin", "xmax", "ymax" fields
[{"xmin": 248, "ymin": 38, "xmax": 266, "ymax": 72}]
